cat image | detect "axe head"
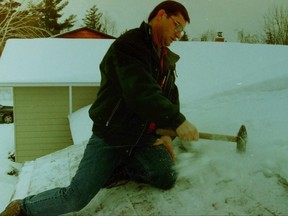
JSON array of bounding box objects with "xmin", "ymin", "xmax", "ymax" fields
[{"xmin": 236, "ymin": 125, "xmax": 247, "ymax": 153}]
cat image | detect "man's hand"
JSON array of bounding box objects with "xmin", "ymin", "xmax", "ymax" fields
[
  {"xmin": 156, "ymin": 128, "xmax": 177, "ymax": 137},
  {"xmin": 156, "ymin": 120, "xmax": 199, "ymax": 142},
  {"xmin": 176, "ymin": 120, "xmax": 199, "ymax": 141},
  {"xmin": 153, "ymin": 136, "xmax": 175, "ymax": 161}
]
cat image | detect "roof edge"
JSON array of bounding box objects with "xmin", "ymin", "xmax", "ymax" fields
[{"xmin": 0, "ymin": 82, "xmax": 100, "ymax": 87}]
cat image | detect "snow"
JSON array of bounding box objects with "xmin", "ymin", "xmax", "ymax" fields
[
  {"xmin": 0, "ymin": 39, "xmax": 113, "ymax": 86},
  {"xmin": 1, "ymin": 41, "xmax": 288, "ymax": 215},
  {"xmin": 68, "ymin": 104, "xmax": 93, "ymax": 145},
  {"xmin": 0, "ymin": 87, "xmax": 21, "ymax": 211}
]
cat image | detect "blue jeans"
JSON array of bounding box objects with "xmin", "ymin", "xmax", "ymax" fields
[{"xmin": 21, "ymin": 134, "xmax": 177, "ymax": 216}]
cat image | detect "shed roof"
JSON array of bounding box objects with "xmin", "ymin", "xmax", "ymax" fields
[
  {"xmin": 54, "ymin": 27, "xmax": 116, "ymax": 39},
  {"xmin": 0, "ymin": 38, "xmax": 114, "ymax": 87}
]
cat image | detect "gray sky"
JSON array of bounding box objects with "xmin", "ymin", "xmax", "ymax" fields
[{"xmin": 63, "ymin": 0, "xmax": 288, "ymax": 41}]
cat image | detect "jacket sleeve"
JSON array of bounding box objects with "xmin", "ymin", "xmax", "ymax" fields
[{"xmin": 111, "ymin": 40, "xmax": 186, "ymax": 130}]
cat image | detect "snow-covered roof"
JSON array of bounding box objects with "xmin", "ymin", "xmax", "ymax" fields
[
  {"xmin": 1, "ymin": 39, "xmax": 287, "ymax": 90},
  {"xmin": 0, "ymin": 39, "xmax": 114, "ymax": 87},
  {"xmin": 2, "ymin": 42, "xmax": 288, "ymax": 214}
]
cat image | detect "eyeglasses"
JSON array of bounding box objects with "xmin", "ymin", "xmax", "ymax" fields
[{"xmin": 169, "ymin": 16, "xmax": 184, "ymax": 35}]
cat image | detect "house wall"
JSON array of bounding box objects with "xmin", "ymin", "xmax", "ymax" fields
[
  {"xmin": 14, "ymin": 87, "xmax": 70, "ymax": 162},
  {"xmin": 14, "ymin": 86, "xmax": 99, "ymax": 162},
  {"xmin": 72, "ymin": 86, "xmax": 99, "ymax": 112}
]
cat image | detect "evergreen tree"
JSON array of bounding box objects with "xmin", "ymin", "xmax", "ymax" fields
[
  {"xmin": 200, "ymin": 29, "xmax": 217, "ymax": 42},
  {"xmin": 82, "ymin": 5, "xmax": 104, "ymax": 32},
  {"xmin": 29, "ymin": 0, "xmax": 76, "ymax": 36}
]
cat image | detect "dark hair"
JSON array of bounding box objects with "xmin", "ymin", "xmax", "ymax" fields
[{"xmin": 148, "ymin": 0, "xmax": 190, "ymax": 23}]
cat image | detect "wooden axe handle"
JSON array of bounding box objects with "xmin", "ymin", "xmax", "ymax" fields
[
  {"xmin": 156, "ymin": 129, "xmax": 237, "ymax": 142},
  {"xmin": 199, "ymin": 132, "xmax": 237, "ymax": 142},
  {"xmin": 156, "ymin": 125, "xmax": 247, "ymax": 153}
]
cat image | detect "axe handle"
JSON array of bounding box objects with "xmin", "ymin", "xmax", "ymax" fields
[
  {"xmin": 156, "ymin": 129, "xmax": 237, "ymax": 143},
  {"xmin": 199, "ymin": 132, "xmax": 237, "ymax": 143},
  {"xmin": 156, "ymin": 127, "xmax": 247, "ymax": 153}
]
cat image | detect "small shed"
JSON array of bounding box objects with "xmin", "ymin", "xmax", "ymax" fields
[
  {"xmin": 0, "ymin": 38, "xmax": 114, "ymax": 162},
  {"xmin": 54, "ymin": 27, "xmax": 116, "ymax": 39}
]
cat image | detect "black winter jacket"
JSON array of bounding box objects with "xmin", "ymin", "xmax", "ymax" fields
[{"xmin": 89, "ymin": 22, "xmax": 186, "ymax": 151}]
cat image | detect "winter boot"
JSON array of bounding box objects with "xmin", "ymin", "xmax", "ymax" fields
[{"xmin": 0, "ymin": 200, "xmax": 26, "ymax": 216}]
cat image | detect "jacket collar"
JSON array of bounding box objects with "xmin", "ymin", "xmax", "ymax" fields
[
  {"xmin": 141, "ymin": 22, "xmax": 180, "ymax": 65},
  {"xmin": 166, "ymin": 48, "xmax": 180, "ymax": 65}
]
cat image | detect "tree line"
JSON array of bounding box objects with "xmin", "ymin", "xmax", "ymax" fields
[
  {"xmin": 0, "ymin": 0, "xmax": 115, "ymax": 54},
  {"xmin": 194, "ymin": 4, "xmax": 288, "ymax": 44},
  {"xmin": 1, "ymin": 0, "xmax": 288, "ymax": 55}
]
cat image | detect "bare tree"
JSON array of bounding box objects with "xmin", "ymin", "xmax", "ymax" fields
[
  {"xmin": 0, "ymin": 5, "xmax": 50, "ymax": 55},
  {"xmin": 238, "ymin": 30, "xmax": 261, "ymax": 44},
  {"xmin": 263, "ymin": 5, "xmax": 288, "ymax": 45},
  {"xmin": 200, "ymin": 29, "xmax": 217, "ymax": 41}
]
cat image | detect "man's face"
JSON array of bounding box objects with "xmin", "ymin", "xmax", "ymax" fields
[{"xmin": 160, "ymin": 12, "xmax": 186, "ymax": 47}]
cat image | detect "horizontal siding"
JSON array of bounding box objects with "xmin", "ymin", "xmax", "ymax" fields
[
  {"xmin": 15, "ymin": 136, "xmax": 71, "ymax": 146},
  {"xmin": 15, "ymin": 116, "xmax": 68, "ymax": 125},
  {"xmin": 14, "ymin": 87, "xmax": 71, "ymax": 162},
  {"xmin": 17, "ymin": 149, "xmax": 65, "ymax": 162},
  {"xmin": 72, "ymin": 86, "xmax": 99, "ymax": 112},
  {"xmin": 15, "ymin": 124, "xmax": 68, "ymax": 132}
]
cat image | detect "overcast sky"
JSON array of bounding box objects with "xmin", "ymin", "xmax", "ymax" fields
[{"xmin": 42, "ymin": 0, "xmax": 288, "ymax": 42}]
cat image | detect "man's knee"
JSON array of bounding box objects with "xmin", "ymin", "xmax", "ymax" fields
[{"xmin": 152, "ymin": 168, "xmax": 177, "ymax": 190}]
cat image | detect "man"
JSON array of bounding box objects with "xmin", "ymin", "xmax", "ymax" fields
[{"xmin": 0, "ymin": 1, "xmax": 198, "ymax": 215}]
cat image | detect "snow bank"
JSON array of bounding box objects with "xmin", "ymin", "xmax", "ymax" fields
[
  {"xmin": 0, "ymin": 88, "xmax": 16, "ymax": 178},
  {"xmin": 169, "ymin": 42, "xmax": 288, "ymax": 215},
  {"xmin": 172, "ymin": 42, "xmax": 288, "ymax": 101},
  {"xmin": 68, "ymin": 104, "xmax": 93, "ymax": 145},
  {"xmin": 0, "ymin": 88, "xmax": 19, "ymax": 210}
]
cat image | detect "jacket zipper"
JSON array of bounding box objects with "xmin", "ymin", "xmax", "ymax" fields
[
  {"xmin": 163, "ymin": 69, "xmax": 174, "ymax": 97},
  {"xmin": 106, "ymin": 98, "xmax": 122, "ymax": 127},
  {"xmin": 128, "ymin": 120, "xmax": 149, "ymax": 156}
]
